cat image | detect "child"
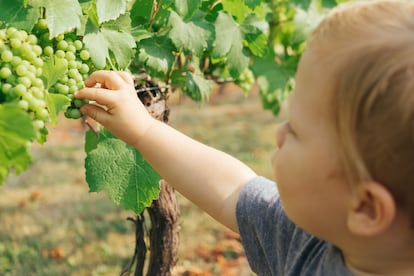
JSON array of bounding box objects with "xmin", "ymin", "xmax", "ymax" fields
[{"xmin": 74, "ymin": 1, "xmax": 414, "ymax": 275}]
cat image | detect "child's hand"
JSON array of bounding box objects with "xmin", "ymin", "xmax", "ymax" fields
[{"xmin": 75, "ymin": 70, "xmax": 155, "ymax": 147}]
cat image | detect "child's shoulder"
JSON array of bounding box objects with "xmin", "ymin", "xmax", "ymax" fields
[{"xmin": 236, "ymin": 176, "xmax": 352, "ymax": 276}]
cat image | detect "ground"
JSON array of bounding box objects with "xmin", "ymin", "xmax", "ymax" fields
[{"xmin": 0, "ymin": 83, "xmax": 281, "ymax": 275}]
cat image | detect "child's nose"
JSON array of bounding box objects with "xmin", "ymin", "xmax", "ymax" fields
[{"xmin": 276, "ymin": 122, "xmax": 287, "ymax": 149}]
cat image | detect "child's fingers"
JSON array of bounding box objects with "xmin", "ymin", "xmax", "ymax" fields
[
  {"xmin": 80, "ymin": 103, "xmax": 110, "ymax": 123},
  {"xmin": 75, "ymin": 87, "xmax": 116, "ymax": 107},
  {"xmin": 84, "ymin": 70, "xmax": 130, "ymax": 90},
  {"xmin": 117, "ymin": 71, "xmax": 135, "ymax": 86}
]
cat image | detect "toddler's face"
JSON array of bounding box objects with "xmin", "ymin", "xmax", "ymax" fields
[{"xmin": 272, "ymin": 48, "xmax": 351, "ymax": 241}]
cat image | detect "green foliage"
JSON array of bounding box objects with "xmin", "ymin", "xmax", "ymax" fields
[
  {"xmin": 0, "ymin": 0, "xmax": 347, "ymax": 211},
  {"xmin": 85, "ymin": 130, "xmax": 161, "ymax": 214}
]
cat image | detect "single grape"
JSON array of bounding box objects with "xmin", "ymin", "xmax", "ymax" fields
[
  {"xmin": 1, "ymin": 50, "xmax": 13, "ymax": 62},
  {"xmin": 73, "ymin": 98, "xmax": 87, "ymax": 108},
  {"xmin": 32, "ymin": 119, "xmax": 45, "ymax": 130},
  {"xmin": 18, "ymin": 99, "xmax": 29, "ymax": 110},
  {"xmin": 65, "ymin": 107, "xmax": 82, "ymax": 119},
  {"xmin": 0, "ymin": 67, "xmax": 12, "ymax": 79},
  {"xmin": 14, "ymin": 84, "xmax": 27, "ymax": 96},
  {"xmin": 79, "ymin": 49, "xmax": 90, "ymax": 61}
]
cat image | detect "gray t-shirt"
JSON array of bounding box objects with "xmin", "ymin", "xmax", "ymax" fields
[{"xmin": 236, "ymin": 176, "xmax": 353, "ymax": 276}]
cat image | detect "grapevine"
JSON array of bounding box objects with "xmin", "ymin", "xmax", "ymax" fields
[
  {"xmin": 32, "ymin": 19, "xmax": 92, "ymax": 119},
  {"xmin": 0, "ymin": 26, "xmax": 48, "ymax": 142}
]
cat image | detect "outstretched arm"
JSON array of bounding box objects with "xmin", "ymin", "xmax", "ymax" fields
[{"xmin": 75, "ymin": 70, "xmax": 257, "ymax": 232}]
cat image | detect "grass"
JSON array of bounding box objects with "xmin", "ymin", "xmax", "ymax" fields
[{"xmin": 0, "ymin": 84, "xmax": 281, "ymax": 275}]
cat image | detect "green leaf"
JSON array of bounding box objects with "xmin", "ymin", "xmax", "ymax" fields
[
  {"xmin": 85, "ymin": 129, "xmax": 98, "ymax": 154},
  {"xmin": 183, "ymin": 71, "xmax": 213, "ymax": 101},
  {"xmin": 83, "ymin": 31, "xmax": 108, "ymax": 69},
  {"xmin": 96, "ymin": 0, "xmax": 127, "ymax": 24},
  {"xmin": 130, "ymin": 0, "xmax": 153, "ymax": 27},
  {"xmin": 102, "ymin": 12, "xmax": 131, "ymax": 33},
  {"xmin": 168, "ymin": 11, "xmax": 213, "ymax": 55},
  {"xmin": 213, "ymin": 12, "xmax": 249, "ymax": 77},
  {"xmin": 101, "ymin": 28, "xmax": 136, "ymax": 69},
  {"xmin": 0, "ymin": 0, "xmax": 39, "ymax": 31},
  {"xmin": 242, "ymin": 14, "xmax": 269, "ymax": 57},
  {"xmin": 0, "ymin": 103, "xmax": 36, "ymax": 185},
  {"xmin": 173, "ymin": 0, "xmax": 202, "ymax": 19},
  {"xmin": 221, "ymin": 0, "xmax": 251, "ymax": 23},
  {"xmin": 137, "ymin": 36, "xmax": 175, "ymax": 75},
  {"xmin": 244, "ymin": 0, "xmax": 262, "ymax": 10},
  {"xmin": 41, "ymin": 57, "xmax": 68, "ymax": 89},
  {"xmin": 252, "ymin": 52, "xmax": 296, "ymax": 93},
  {"xmin": 32, "ymin": 0, "xmax": 83, "ymax": 38},
  {"xmin": 85, "ymin": 130, "xmax": 161, "ymax": 214},
  {"xmin": 84, "ymin": 28, "xmax": 135, "ymax": 69},
  {"xmin": 45, "ymin": 92, "xmax": 71, "ymax": 126}
]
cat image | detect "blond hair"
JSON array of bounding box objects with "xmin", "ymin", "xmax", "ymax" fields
[{"xmin": 309, "ymin": 1, "xmax": 414, "ymax": 220}]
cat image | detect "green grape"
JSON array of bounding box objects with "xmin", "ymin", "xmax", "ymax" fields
[
  {"xmin": 44, "ymin": 46, "xmax": 53, "ymax": 56},
  {"xmin": 1, "ymin": 50, "xmax": 13, "ymax": 62},
  {"xmin": 0, "ymin": 67, "xmax": 11, "ymax": 79},
  {"xmin": 14, "ymin": 84, "xmax": 27, "ymax": 96},
  {"xmin": 57, "ymin": 40, "xmax": 68, "ymax": 50},
  {"xmin": 32, "ymin": 119, "xmax": 45, "ymax": 130},
  {"xmin": 55, "ymin": 49, "xmax": 65, "ymax": 58},
  {"xmin": 18, "ymin": 99, "xmax": 29, "ymax": 110},
  {"xmin": 79, "ymin": 49, "xmax": 90, "ymax": 61},
  {"xmin": 35, "ymin": 108, "xmax": 49, "ymax": 120},
  {"xmin": 15, "ymin": 64, "xmax": 28, "ymax": 76},
  {"xmin": 0, "ymin": 26, "xmax": 51, "ymax": 142},
  {"xmin": 65, "ymin": 107, "xmax": 82, "ymax": 119},
  {"xmin": 73, "ymin": 98, "xmax": 87, "ymax": 108},
  {"xmin": 73, "ymin": 40, "xmax": 83, "ymax": 51},
  {"xmin": 39, "ymin": 31, "xmax": 93, "ymax": 120},
  {"xmin": 36, "ymin": 19, "xmax": 48, "ymax": 31}
]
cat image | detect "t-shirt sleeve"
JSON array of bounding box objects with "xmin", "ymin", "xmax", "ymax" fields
[
  {"xmin": 236, "ymin": 176, "xmax": 297, "ymax": 275},
  {"xmin": 236, "ymin": 176, "xmax": 353, "ymax": 276}
]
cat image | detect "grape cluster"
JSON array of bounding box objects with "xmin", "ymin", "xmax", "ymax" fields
[
  {"xmin": 236, "ymin": 68, "xmax": 255, "ymax": 93},
  {"xmin": 0, "ymin": 27, "xmax": 49, "ymax": 138},
  {"xmin": 34, "ymin": 19, "xmax": 92, "ymax": 119}
]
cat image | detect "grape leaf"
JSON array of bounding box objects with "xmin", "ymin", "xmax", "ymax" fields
[
  {"xmin": 213, "ymin": 12, "xmax": 249, "ymax": 77},
  {"xmin": 32, "ymin": 0, "xmax": 83, "ymax": 38},
  {"xmin": 221, "ymin": 0, "xmax": 251, "ymax": 23},
  {"xmin": 0, "ymin": 0, "xmax": 39, "ymax": 31},
  {"xmin": 101, "ymin": 28, "xmax": 136, "ymax": 69},
  {"xmin": 83, "ymin": 32, "xmax": 108, "ymax": 69},
  {"xmin": 84, "ymin": 129, "xmax": 98, "ymax": 154},
  {"xmin": 45, "ymin": 93, "xmax": 71, "ymax": 126},
  {"xmin": 244, "ymin": 0, "xmax": 262, "ymax": 10},
  {"xmin": 173, "ymin": 0, "xmax": 202, "ymax": 19},
  {"xmin": 137, "ymin": 36, "xmax": 175, "ymax": 75},
  {"xmin": 242, "ymin": 15, "xmax": 269, "ymax": 57},
  {"xmin": 129, "ymin": 0, "xmax": 153, "ymax": 27},
  {"xmin": 168, "ymin": 11, "xmax": 213, "ymax": 55},
  {"xmin": 84, "ymin": 28, "xmax": 135, "ymax": 69},
  {"xmin": 85, "ymin": 130, "xmax": 161, "ymax": 214},
  {"xmin": 183, "ymin": 71, "xmax": 213, "ymax": 101},
  {"xmin": 0, "ymin": 104, "xmax": 36, "ymax": 185},
  {"xmin": 41, "ymin": 57, "xmax": 68, "ymax": 89},
  {"xmin": 96, "ymin": 0, "xmax": 127, "ymax": 24}
]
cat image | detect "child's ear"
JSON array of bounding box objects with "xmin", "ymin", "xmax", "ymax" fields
[{"xmin": 346, "ymin": 182, "xmax": 396, "ymax": 236}]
